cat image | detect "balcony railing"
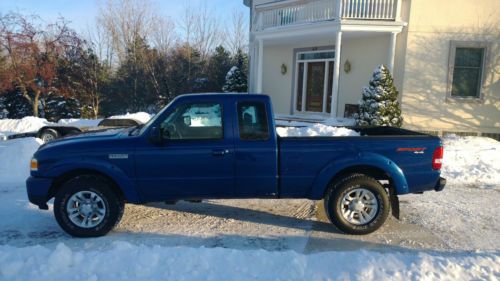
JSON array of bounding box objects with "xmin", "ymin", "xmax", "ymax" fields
[{"xmin": 253, "ymin": 0, "xmax": 401, "ymax": 31}]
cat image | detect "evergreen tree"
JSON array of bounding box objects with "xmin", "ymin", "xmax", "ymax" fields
[
  {"xmin": 3, "ymin": 91, "xmax": 33, "ymax": 118},
  {"xmin": 0, "ymin": 96, "xmax": 8, "ymax": 119},
  {"xmin": 165, "ymin": 44, "xmax": 203, "ymax": 96},
  {"xmin": 355, "ymin": 65, "xmax": 403, "ymax": 127},
  {"xmin": 44, "ymin": 94, "xmax": 81, "ymax": 122},
  {"xmin": 206, "ymin": 46, "xmax": 232, "ymax": 92},
  {"xmin": 222, "ymin": 50, "xmax": 248, "ymax": 93}
]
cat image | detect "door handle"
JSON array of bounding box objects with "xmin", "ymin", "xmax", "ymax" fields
[{"xmin": 212, "ymin": 149, "xmax": 231, "ymax": 156}]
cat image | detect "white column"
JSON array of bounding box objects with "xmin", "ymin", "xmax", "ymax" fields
[
  {"xmin": 387, "ymin": 32, "xmax": 397, "ymax": 72},
  {"xmin": 256, "ymin": 38, "xmax": 264, "ymax": 93},
  {"xmin": 330, "ymin": 31, "xmax": 342, "ymax": 116}
]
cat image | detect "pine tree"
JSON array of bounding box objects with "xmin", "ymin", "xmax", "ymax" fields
[
  {"xmin": 0, "ymin": 96, "xmax": 8, "ymax": 119},
  {"xmin": 355, "ymin": 65, "xmax": 403, "ymax": 127},
  {"xmin": 44, "ymin": 94, "xmax": 81, "ymax": 122},
  {"xmin": 3, "ymin": 91, "xmax": 33, "ymax": 118},
  {"xmin": 222, "ymin": 50, "xmax": 248, "ymax": 93},
  {"xmin": 206, "ymin": 46, "xmax": 232, "ymax": 92}
]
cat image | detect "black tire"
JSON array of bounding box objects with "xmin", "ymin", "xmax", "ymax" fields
[
  {"xmin": 39, "ymin": 128, "xmax": 60, "ymax": 142},
  {"xmin": 54, "ymin": 175, "xmax": 124, "ymax": 237},
  {"xmin": 324, "ymin": 174, "xmax": 390, "ymax": 235}
]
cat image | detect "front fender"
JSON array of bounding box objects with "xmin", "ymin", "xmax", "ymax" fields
[
  {"xmin": 45, "ymin": 158, "xmax": 142, "ymax": 203},
  {"xmin": 309, "ymin": 152, "xmax": 409, "ymax": 199}
]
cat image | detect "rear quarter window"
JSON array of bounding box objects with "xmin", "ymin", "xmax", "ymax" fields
[{"xmin": 237, "ymin": 102, "xmax": 270, "ymax": 141}]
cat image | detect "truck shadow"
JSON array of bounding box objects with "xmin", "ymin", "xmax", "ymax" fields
[{"xmin": 147, "ymin": 200, "xmax": 339, "ymax": 233}]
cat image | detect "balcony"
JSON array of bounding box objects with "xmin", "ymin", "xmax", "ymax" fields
[{"xmin": 253, "ymin": 0, "xmax": 402, "ymax": 31}]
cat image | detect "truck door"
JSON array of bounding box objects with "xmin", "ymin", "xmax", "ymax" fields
[
  {"xmin": 134, "ymin": 99, "xmax": 235, "ymax": 200},
  {"xmin": 234, "ymin": 100, "xmax": 278, "ymax": 197}
]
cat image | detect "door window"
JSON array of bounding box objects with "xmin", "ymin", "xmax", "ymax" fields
[
  {"xmin": 237, "ymin": 102, "xmax": 270, "ymax": 141},
  {"xmin": 161, "ymin": 103, "xmax": 223, "ymax": 140}
]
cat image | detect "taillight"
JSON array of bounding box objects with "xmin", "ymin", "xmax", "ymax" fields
[{"xmin": 432, "ymin": 146, "xmax": 444, "ymax": 170}]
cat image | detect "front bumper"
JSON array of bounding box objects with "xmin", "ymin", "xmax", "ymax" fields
[
  {"xmin": 434, "ymin": 177, "xmax": 446, "ymax": 192},
  {"xmin": 26, "ymin": 176, "xmax": 53, "ymax": 210}
]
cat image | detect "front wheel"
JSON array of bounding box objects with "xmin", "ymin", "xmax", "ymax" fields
[
  {"xmin": 324, "ymin": 174, "xmax": 390, "ymax": 235},
  {"xmin": 54, "ymin": 175, "xmax": 124, "ymax": 237}
]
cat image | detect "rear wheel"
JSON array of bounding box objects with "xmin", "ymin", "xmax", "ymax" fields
[
  {"xmin": 324, "ymin": 174, "xmax": 389, "ymax": 235},
  {"xmin": 54, "ymin": 175, "xmax": 124, "ymax": 237}
]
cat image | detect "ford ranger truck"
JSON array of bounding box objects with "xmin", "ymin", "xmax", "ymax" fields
[{"xmin": 26, "ymin": 93, "xmax": 446, "ymax": 237}]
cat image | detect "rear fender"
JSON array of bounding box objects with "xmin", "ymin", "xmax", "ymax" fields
[
  {"xmin": 45, "ymin": 158, "xmax": 142, "ymax": 203},
  {"xmin": 309, "ymin": 152, "xmax": 409, "ymax": 199}
]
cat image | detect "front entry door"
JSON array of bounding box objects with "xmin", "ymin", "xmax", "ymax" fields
[
  {"xmin": 306, "ymin": 62, "xmax": 326, "ymax": 112},
  {"xmin": 295, "ymin": 50, "xmax": 335, "ymax": 114}
]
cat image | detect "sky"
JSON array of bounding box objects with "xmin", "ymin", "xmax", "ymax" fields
[{"xmin": 0, "ymin": 0, "xmax": 249, "ymax": 34}]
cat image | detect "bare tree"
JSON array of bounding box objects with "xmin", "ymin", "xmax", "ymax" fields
[
  {"xmin": 225, "ymin": 9, "xmax": 249, "ymax": 54},
  {"xmin": 96, "ymin": 0, "xmax": 156, "ymax": 63},
  {"xmin": 151, "ymin": 16, "xmax": 177, "ymax": 55},
  {"xmin": 179, "ymin": 4, "xmax": 224, "ymax": 62},
  {"xmin": 0, "ymin": 12, "xmax": 81, "ymax": 117},
  {"xmin": 85, "ymin": 23, "xmax": 114, "ymax": 68}
]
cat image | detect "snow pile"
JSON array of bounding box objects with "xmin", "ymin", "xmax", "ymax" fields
[
  {"xmin": 442, "ymin": 135, "xmax": 500, "ymax": 189},
  {"xmin": 58, "ymin": 118, "xmax": 102, "ymax": 127},
  {"xmin": 109, "ymin": 112, "xmax": 152, "ymax": 124},
  {"xmin": 0, "ymin": 242, "xmax": 498, "ymax": 281},
  {"xmin": 0, "ymin": 138, "xmax": 42, "ymax": 184},
  {"xmin": 277, "ymin": 124, "xmax": 359, "ymax": 137},
  {"xmin": 0, "ymin": 117, "xmax": 53, "ymax": 136}
]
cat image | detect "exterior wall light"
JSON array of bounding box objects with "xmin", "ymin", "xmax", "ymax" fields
[
  {"xmin": 344, "ymin": 59, "xmax": 351, "ymax": 73},
  {"xmin": 281, "ymin": 63, "xmax": 287, "ymax": 75}
]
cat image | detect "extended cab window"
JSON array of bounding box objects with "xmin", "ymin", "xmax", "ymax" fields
[
  {"xmin": 237, "ymin": 102, "xmax": 269, "ymax": 141},
  {"xmin": 161, "ymin": 103, "xmax": 223, "ymax": 140}
]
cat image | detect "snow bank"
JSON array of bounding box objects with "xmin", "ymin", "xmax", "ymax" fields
[
  {"xmin": 109, "ymin": 112, "xmax": 152, "ymax": 124},
  {"xmin": 277, "ymin": 124, "xmax": 360, "ymax": 137},
  {"xmin": 0, "ymin": 138, "xmax": 42, "ymax": 184},
  {"xmin": 0, "ymin": 117, "xmax": 53, "ymax": 136},
  {"xmin": 0, "ymin": 242, "xmax": 497, "ymax": 281},
  {"xmin": 442, "ymin": 135, "xmax": 500, "ymax": 189},
  {"xmin": 57, "ymin": 118, "xmax": 102, "ymax": 127}
]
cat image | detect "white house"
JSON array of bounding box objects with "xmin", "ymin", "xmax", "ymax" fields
[{"xmin": 243, "ymin": 0, "xmax": 499, "ymax": 137}]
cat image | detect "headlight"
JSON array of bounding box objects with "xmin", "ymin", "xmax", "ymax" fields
[{"xmin": 30, "ymin": 158, "xmax": 38, "ymax": 171}]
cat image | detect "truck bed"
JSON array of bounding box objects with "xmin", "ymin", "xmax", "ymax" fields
[{"xmin": 277, "ymin": 127, "xmax": 441, "ymax": 199}]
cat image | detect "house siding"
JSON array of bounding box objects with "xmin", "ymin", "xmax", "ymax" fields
[{"xmin": 401, "ymin": 0, "xmax": 500, "ymax": 134}]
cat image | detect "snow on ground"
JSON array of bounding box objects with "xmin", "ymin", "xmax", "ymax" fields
[
  {"xmin": 0, "ymin": 117, "xmax": 52, "ymax": 137},
  {"xmin": 0, "ymin": 138, "xmax": 42, "ymax": 184},
  {"xmin": 0, "ymin": 242, "xmax": 498, "ymax": 281},
  {"xmin": 442, "ymin": 135, "xmax": 500, "ymax": 189}
]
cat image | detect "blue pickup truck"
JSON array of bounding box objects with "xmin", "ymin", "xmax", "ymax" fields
[{"xmin": 27, "ymin": 93, "xmax": 445, "ymax": 237}]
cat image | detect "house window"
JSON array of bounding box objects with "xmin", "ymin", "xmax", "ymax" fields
[
  {"xmin": 448, "ymin": 42, "xmax": 489, "ymax": 100},
  {"xmin": 294, "ymin": 49, "xmax": 335, "ymax": 113}
]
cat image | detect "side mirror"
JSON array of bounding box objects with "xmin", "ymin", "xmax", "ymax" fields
[
  {"xmin": 148, "ymin": 126, "xmax": 163, "ymax": 145},
  {"xmin": 183, "ymin": 115, "xmax": 191, "ymax": 126}
]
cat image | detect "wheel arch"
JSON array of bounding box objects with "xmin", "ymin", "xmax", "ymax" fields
[
  {"xmin": 309, "ymin": 153, "xmax": 409, "ymax": 200},
  {"xmin": 48, "ymin": 169, "xmax": 124, "ymax": 201},
  {"xmin": 45, "ymin": 160, "xmax": 143, "ymax": 204}
]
